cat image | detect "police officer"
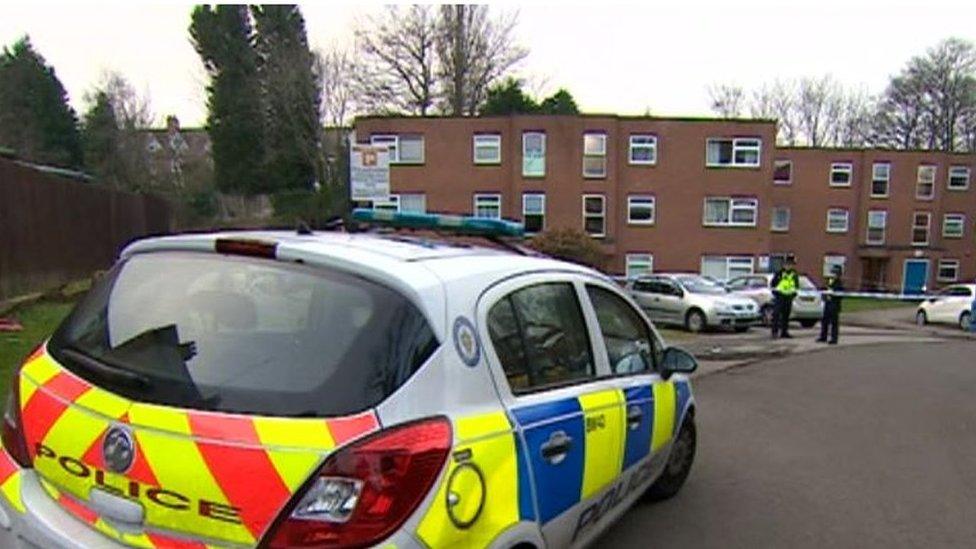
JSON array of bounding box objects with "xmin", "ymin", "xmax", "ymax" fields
[
  {"xmin": 770, "ymin": 256, "xmax": 799, "ymax": 338},
  {"xmin": 818, "ymin": 265, "xmax": 844, "ymax": 344}
]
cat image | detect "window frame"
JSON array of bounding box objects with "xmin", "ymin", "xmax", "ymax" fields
[
  {"xmin": 937, "ymin": 259, "xmax": 960, "ymax": 283},
  {"xmin": 627, "ymin": 195, "xmax": 656, "ymax": 226},
  {"xmin": 947, "ymin": 166, "xmax": 971, "ymax": 191},
  {"xmin": 372, "ymin": 194, "xmax": 400, "ymax": 212},
  {"xmin": 628, "ymin": 134, "xmax": 658, "ymax": 165},
  {"xmin": 522, "ymin": 193, "xmax": 546, "ymax": 235},
  {"xmin": 484, "ymin": 280, "xmax": 599, "ymax": 396},
  {"xmin": 625, "ymin": 253, "xmax": 654, "ymax": 279},
  {"xmin": 369, "ymin": 134, "xmax": 399, "ymax": 163},
  {"xmin": 911, "ymin": 211, "xmax": 931, "ymax": 247},
  {"xmin": 582, "ymin": 132, "xmax": 608, "ymax": 178},
  {"xmin": 582, "ymin": 194, "xmax": 607, "ymax": 237},
  {"xmin": 823, "ymin": 255, "xmax": 847, "ymax": 277},
  {"xmin": 701, "ymin": 255, "xmax": 755, "ymax": 281},
  {"xmin": 703, "ymin": 196, "xmax": 759, "ymax": 227},
  {"xmin": 826, "ymin": 208, "xmax": 850, "ymax": 234},
  {"xmin": 398, "ymin": 193, "xmax": 426, "ymax": 214},
  {"xmin": 705, "ymin": 137, "xmax": 762, "ymax": 168},
  {"xmin": 473, "ymin": 193, "xmax": 502, "ymax": 219},
  {"xmin": 829, "ymin": 162, "xmax": 853, "ymax": 187},
  {"xmin": 584, "ymin": 284, "xmax": 659, "ymax": 377},
  {"xmin": 773, "ymin": 160, "xmax": 792, "ymax": 185},
  {"xmin": 770, "ymin": 206, "xmax": 791, "ymax": 232},
  {"xmin": 942, "ymin": 213, "xmax": 965, "ymax": 239},
  {"xmin": 396, "ymin": 134, "xmax": 425, "ymax": 164},
  {"xmin": 472, "ymin": 134, "xmax": 502, "ymax": 165},
  {"xmin": 915, "ymin": 165, "xmax": 936, "ymax": 200},
  {"xmin": 866, "ymin": 210, "xmax": 887, "ymax": 245},
  {"xmin": 522, "ymin": 132, "xmax": 546, "ymax": 177},
  {"xmin": 871, "ymin": 162, "xmax": 890, "ymax": 198}
]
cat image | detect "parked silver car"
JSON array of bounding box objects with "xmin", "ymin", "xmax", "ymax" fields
[
  {"xmin": 626, "ymin": 273, "xmax": 760, "ymax": 332},
  {"xmin": 726, "ymin": 273, "xmax": 824, "ymax": 327}
]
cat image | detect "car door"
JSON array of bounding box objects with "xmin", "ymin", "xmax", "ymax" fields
[
  {"xmin": 656, "ymin": 278, "xmax": 687, "ymax": 322},
  {"xmin": 629, "ymin": 278, "xmax": 671, "ymax": 324},
  {"xmin": 928, "ymin": 287, "xmax": 958, "ymax": 323},
  {"xmin": 480, "ymin": 275, "xmax": 624, "ymax": 549},
  {"xmin": 568, "ymin": 281, "xmax": 693, "ymax": 545}
]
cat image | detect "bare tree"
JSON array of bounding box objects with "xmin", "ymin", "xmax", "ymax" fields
[
  {"xmin": 707, "ymin": 83, "xmax": 745, "ymax": 118},
  {"xmin": 354, "ymin": 5, "xmax": 437, "ymax": 115},
  {"xmin": 82, "ymin": 71, "xmax": 154, "ymax": 190},
  {"xmin": 96, "ymin": 70, "xmax": 154, "ymax": 129},
  {"xmin": 750, "ymin": 80, "xmax": 800, "ymax": 145},
  {"xmin": 316, "ymin": 46, "xmax": 357, "ymax": 127},
  {"xmin": 832, "ymin": 87, "xmax": 874, "ymax": 147},
  {"xmin": 436, "ymin": 5, "xmax": 527, "ymax": 115}
]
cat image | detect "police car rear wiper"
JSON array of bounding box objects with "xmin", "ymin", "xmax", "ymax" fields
[{"xmin": 62, "ymin": 346, "xmax": 152, "ymax": 390}]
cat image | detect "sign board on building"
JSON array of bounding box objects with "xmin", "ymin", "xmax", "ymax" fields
[{"xmin": 350, "ymin": 145, "xmax": 390, "ymax": 201}]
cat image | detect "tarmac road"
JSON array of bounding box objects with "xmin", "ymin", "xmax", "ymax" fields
[{"xmin": 601, "ymin": 341, "xmax": 976, "ymax": 548}]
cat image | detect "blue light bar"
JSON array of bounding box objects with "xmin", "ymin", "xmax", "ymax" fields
[{"xmin": 352, "ymin": 208, "xmax": 524, "ymax": 237}]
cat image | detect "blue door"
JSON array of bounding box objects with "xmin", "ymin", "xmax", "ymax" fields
[{"xmin": 903, "ymin": 260, "xmax": 929, "ymax": 295}]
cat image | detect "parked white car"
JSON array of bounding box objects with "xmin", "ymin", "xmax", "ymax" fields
[
  {"xmin": 626, "ymin": 273, "xmax": 760, "ymax": 333},
  {"xmin": 726, "ymin": 273, "xmax": 824, "ymax": 328},
  {"xmin": 916, "ymin": 284, "xmax": 975, "ymax": 331}
]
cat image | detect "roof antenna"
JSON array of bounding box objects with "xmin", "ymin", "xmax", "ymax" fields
[{"xmin": 296, "ymin": 220, "xmax": 313, "ymax": 235}]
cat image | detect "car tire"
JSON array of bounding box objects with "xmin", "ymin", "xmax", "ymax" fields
[
  {"xmin": 960, "ymin": 311, "xmax": 972, "ymax": 331},
  {"xmin": 685, "ymin": 309, "xmax": 706, "ymax": 333},
  {"xmin": 799, "ymin": 319, "xmax": 817, "ymax": 328},
  {"xmin": 644, "ymin": 415, "xmax": 696, "ymax": 501},
  {"xmin": 734, "ymin": 326, "xmax": 750, "ymax": 333},
  {"xmin": 760, "ymin": 305, "xmax": 774, "ymax": 327},
  {"xmin": 915, "ymin": 310, "xmax": 928, "ymax": 326}
]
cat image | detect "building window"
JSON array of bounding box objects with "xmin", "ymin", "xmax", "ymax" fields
[
  {"xmin": 522, "ymin": 193, "xmax": 545, "ymax": 234},
  {"xmin": 937, "ymin": 259, "xmax": 960, "ymax": 282},
  {"xmin": 583, "ymin": 133, "xmax": 607, "ymax": 178},
  {"xmin": 948, "ymin": 166, "xmax": 971, "ymax": 190},
  {"xmin": 943, "ymin": 213, "xmax": 965, "ymax": 238},
  {"xmin": 770, "ymin": 207, "xmax": 790, "ymax": 232},
  {"xmin": 830, "ymin": 162, "xmax": 853, "ymax": 187},
  {"xmin": 370, "ymin": 134, "xmax": 424, "ymax": 164},
  {"xmin": 826, "ymin": 208, "xmax": 850, "ymax": 233},
  {"xmin": 473, "ymin": 134, "xmax": 501, "ymax": 164},
  {"xmin": 823, "ymin": 255, "xmax": 847, "ymax": 277},
  {"xmin": 627, "ymin": 195, "xmax": 655, "ymax": 225},
  {"xmin": 372, "ymin": 194, "xmax": 400, "ymax": 212},
  {"xmin": 866, "ymin": 210, "xmax": 887, "ymax": 244},
  {"xmin": 629, "ymin": 135, "xmax": 657, "ymax": 165},
  {"xmin": 706, "ymin": 137, "xmax": 761, "ymax": 168},
  {"xmin": 916, "ymin": 165, "xmax": 936, "ymax": 200},
  {"xmin": 625, "ymin": 253, "xmax": 654, "ymax": 279},
  {"xmin": 773, "ymin": 160, "xmax": 792, "ymax": 184},
  {"xmin": 911, "ymin": 212, "xmax": 931, "ymax": 246},
  {"xmin": 871, "ymin": 162, "xmax": 890, "ymax": 197},
  {"xmin": 522, "ymin": 132, "xmax": 545, "ymax": 177},
  {"xmin": 703, "ymin": 197, "xmax": 758, "ymax": 227},
  {"xmin": 701, "ymin": 256, "xmax": 754, "ymax": 281},
  {"xmin": 473, "ymin": 194, "xmax": 502, "ymax": 219},
  {"xmin": 582, "ymin": 194, "xmax": 606, "ymax": 237},
  {"xmin": 399, "ymin": 193, "xmax": 426, "ymax": 213}
]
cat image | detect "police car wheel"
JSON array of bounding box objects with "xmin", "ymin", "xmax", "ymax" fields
[
  {"xmin": 960, "ymin": 312, "xmax": 971, "ymax": 331},
  {"xmin": 644, "ymin": 416, "xmax": 696, "ymax": 501},
  {"xmin": 799, "ymin": 319, "xmax": 817, "ymax": 328}
]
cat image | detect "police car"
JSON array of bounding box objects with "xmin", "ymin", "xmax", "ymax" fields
[{"xmin": 0, "ymin": 209, "xmax": 698, "ymax": 548}]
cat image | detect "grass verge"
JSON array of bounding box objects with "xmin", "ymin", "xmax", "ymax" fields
[
  {"xmin": 0, "ymin": 301, "xmax": 75, "ymax": 398},
  {"xmin": 841, "ymin": 296, "xmax": 919, "ymax": 314}
]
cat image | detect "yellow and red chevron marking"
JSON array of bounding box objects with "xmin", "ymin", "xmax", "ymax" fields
[
  {"xmin": 16, "ymin": 347, "xmax": 382, "ymax": 547},
  {"xmin": 0, "ymin": 447, "xmax": 25, "ymax": 513}
]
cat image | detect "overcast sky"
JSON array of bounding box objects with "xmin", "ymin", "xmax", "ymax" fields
[{"xmin": 3, "ymin": 0, "xmax": 976, "ymax": 127}]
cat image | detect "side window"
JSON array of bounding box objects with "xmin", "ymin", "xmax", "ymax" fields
[
  {"xmin": 487, "ymin": 282, "xmax": 595, "ymax": 393},
  {"xmin": 950, "ymin": 287, "xmax": 972, "ymax": 297},
  {"xmin": 586, "ymin": 286, "xmax": 656, "ymax": 375},
  {"xmin": 662, "ymin": 280, "xmax": 682, "ymax": 297},
  {"xmin": 632, "ymin": 280, "xmax": 654, "ymax": 293},
  {"xmin": 726, "ymin": 278, "xmax": 747, "ymax": 290}
]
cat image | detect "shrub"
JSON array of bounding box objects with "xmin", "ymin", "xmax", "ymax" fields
[{"xmin": 527, "ymin": 228, "xmax": 607, "ymax": 270}]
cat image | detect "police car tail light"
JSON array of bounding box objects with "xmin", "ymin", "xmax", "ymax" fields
[
  {"xmin": 265, "ymin": 416, "xmax": 452, "ymax": 548},
  {"xmin": 2, "ymin": 343, "xmax": 42, "ymax": 468}
]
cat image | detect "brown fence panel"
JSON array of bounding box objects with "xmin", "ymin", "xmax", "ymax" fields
[{"xmin": 0, "ymin": 158, "xmax": 174, "ymax": 302}]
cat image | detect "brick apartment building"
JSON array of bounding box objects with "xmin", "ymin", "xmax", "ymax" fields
[{"xmin": 353, "ymin": 114, "xmax": 976, "ymax": 292}]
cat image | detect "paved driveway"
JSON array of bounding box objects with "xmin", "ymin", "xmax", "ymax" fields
[{"xmin": 602, "ymin": 342, "xmax": 976, "ymax": 548}]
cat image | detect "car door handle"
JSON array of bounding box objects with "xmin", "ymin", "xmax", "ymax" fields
[
  {"xmin": 626, "ymin": 405, "xmax": 644, "ymax": 430},
  {"xmin": 540, "ymin": 430, "xmax": 573, "ymax": 465}
]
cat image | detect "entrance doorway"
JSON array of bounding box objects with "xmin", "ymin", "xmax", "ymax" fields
[{"xmin": 902, "ymin": 259, "xmax": 929, "ymax": 295}]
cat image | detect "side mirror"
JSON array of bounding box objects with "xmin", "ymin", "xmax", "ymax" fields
[{"xmin": 660, "ymin": 347, "xmax": 698, "ymax": 380}]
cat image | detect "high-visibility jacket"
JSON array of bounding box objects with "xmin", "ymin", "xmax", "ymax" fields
[{"xmin": 773, "ymin": 269, "xmax": 798, "ymax": 295}]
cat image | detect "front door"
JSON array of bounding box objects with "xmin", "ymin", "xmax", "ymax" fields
[{"xmin": 903, "ymin": 259, "xmax": 930, "ymax": 295}]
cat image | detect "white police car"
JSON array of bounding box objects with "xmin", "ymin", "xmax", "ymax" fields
[{"xmin": 0, "ymin": 209, "xmax": 697, "ymax": 548}]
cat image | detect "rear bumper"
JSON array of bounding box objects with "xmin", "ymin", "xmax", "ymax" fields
[{"xmin": 0, "ymin": 469, "xmax": 125, "ymax": 549}]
